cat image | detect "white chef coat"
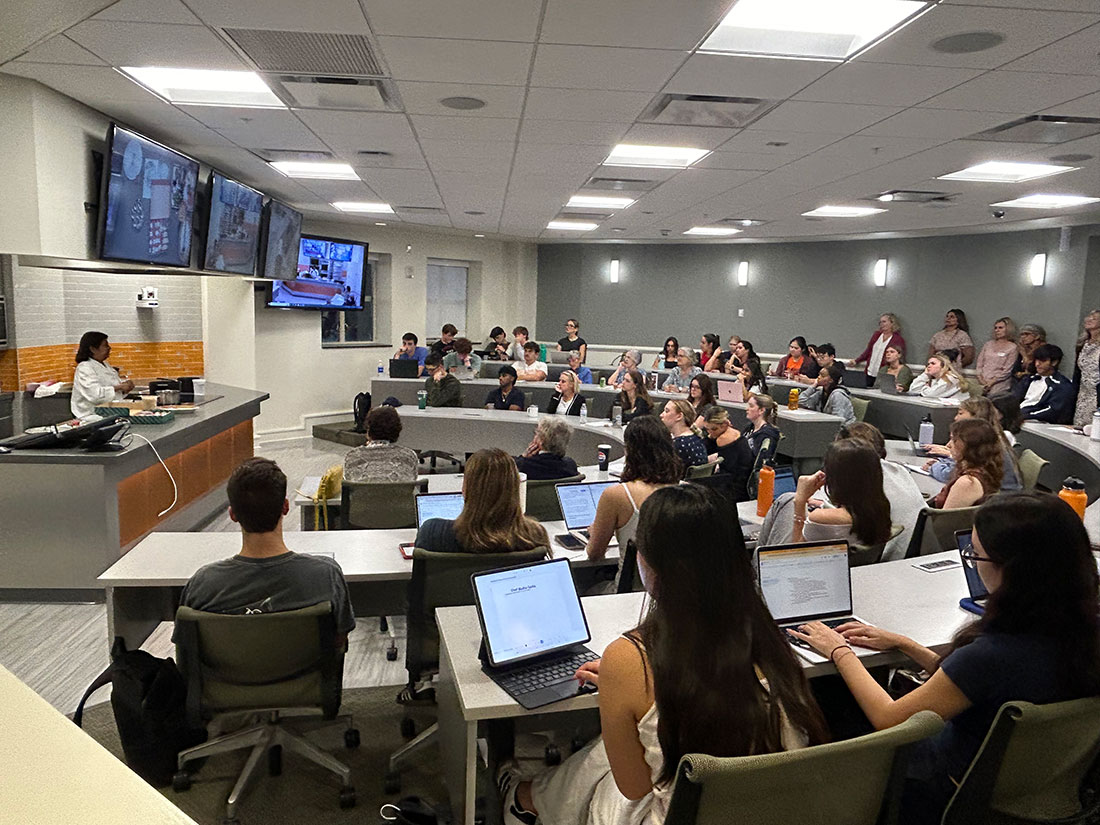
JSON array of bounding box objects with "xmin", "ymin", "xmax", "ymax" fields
[{"xmin": 71, "ymin": 359, "xmax": 124, "ymax": 419}]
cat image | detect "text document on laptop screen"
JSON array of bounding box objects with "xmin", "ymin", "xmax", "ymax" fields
[
  {"xmin": 475, "ymin": 560, "xmax": 589, "ymax": 665},
  {"xmin": 557, "ymin": 482, "xmax": 618, "ymax": 530},
  {"xmin": 416, "ymin": 493, "xmax": 465, "ymax": 527},
  {"xmin": 758, "ymin": 543, "xmax": 851, "ymax": 623}
]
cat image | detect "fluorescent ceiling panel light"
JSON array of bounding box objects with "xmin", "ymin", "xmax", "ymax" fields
[
  {"xmin": 873, "ymin": 258, "xmax": 888, "ymax": 287},
  {"xmin": 604, "ymin": 144, "xmax": 710, "ymax": 169},
  {"xmin": 120, "ymin": 67, "xmax": 283, "ymax": 107},
  {"xmin": 938, "ymin": 161, "xmax": 1076, "ymax": 183},
  {"xmin": 802, "ymin": 205, "xmax": 886, "ymax": 217},
  {"xmin": 684, "ymin": 226, "xmax": 742, "ymax": 236},
  {"xmin": 609, "ymin": 259, "xmax": 620, "ymax": 283},
  {"xmin": 332, "ymin": 201, "xmax": 394, "ymax": 213},
  {"xmin": 567, "ymin": 195, "xmax": 635, "ymax": 209},
  {"xmin": 271, "ymin": 161, "xmax": 358, "ymax": 180},
  {"xmin": 991, "ymin": 194, "xmax": 1100, "ymax": 209},
  {"xmin": 547, "ymin": 220, "xmax": 598, "ymax": 231},
  {"xmin": 737, "ymin": 261, "xmax": 749, "ymax": 286},
  {"xmin": 699, "ymin": 0, "xmax": 928, "ymax": 60},
  {"xmin": 1029, "ymin": 253, "xmax": 1046, "ymax": 286}
]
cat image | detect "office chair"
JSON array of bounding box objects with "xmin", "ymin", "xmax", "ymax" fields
[
  {"xmin": 848, "ymin": 524, "xmax": 904, "ymax": 567},
  {"xmin": 943, "ymin": 698, "xmax": 1100, "ymax": 825},
  {"xmin": 664, "ymin": 711, "xmax": 944, "ymax": 825},
  {"xmin": 903, "ymin": 506, "xmax": 980, "ymax": 558},
  {"xmin": 524, "ymin": 473, "xmax": 584, "ymax": 521},
  {"xmin": 339, "ymin": 479, "xmax": 426, "ymax": 530},
  {"xmin": 686, "ymin": 456, "xmax": 723, "ymax": 479},
  {"xmin": 172, "ymin": 602, "xmax": 358, "ymax": 823},
  {"xmin": 850, "ymin": 396, "xmax": 870, "ymax": 423},
  {"xmin": 1016, "ymin": 448, "xmax": 1049, "ymax": 491},
  {"xmin": 415, "ymin": 449, "xmax": 464, "ymax": 475},
  {"xmin": 385, "ymin": 546, "xmax": 549, "ymax": 794}
]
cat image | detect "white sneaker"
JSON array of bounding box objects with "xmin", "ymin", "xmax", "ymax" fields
[{"xmin": 496, "ymin": 760, "xmax": 537, "ymax": 825}]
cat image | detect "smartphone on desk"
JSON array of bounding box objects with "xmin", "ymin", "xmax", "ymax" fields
[{"xmin": 399, "ymin": 542, "xmax": 415, "ymax": 560}]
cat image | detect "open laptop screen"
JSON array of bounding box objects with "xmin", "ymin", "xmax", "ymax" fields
[
  {"xmin": 954, "ymin": 529, "xmax": 989, "ymax": 601},
  {"xmin": 473, "ymin": 558, "xmax": 590, "ymax": 667},
  {"xmin": 556, "ymin": 481, "xmax": 618, "ymax": 530},
  {"xmin": 773, "ymin": 466, "xmax": 797, "ymax": 498},
  {"xmin": 415, "ymin": 492, "xmax": 465, "ymax": 527},
  {"xmin": 757, "ymin": 541, "xmax": 852, "ymax": 624}
]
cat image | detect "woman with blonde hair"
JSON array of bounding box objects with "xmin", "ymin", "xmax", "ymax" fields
[
  {"xmin": 1073, "ymin": 309, "xmax": 1100, "ymax": 427},
  {"xmin": 414, "ymin": 448, "xmax": 548, "ymax": 553},
  {"xmin": 702, "ymin": 407, "xmax": 754, "ymax": 500},
  {"xmin": 660, "ymin": 398, "xmax": 708, "ymax": 473},
  {"xmin": 849, "ymin": 313, "xmax": 906, "ymax": 379},
  {"xmin": 908, "ymin": 352, "xmax": 968, "ymax": 399},
  {"xmin": 545, "ymin": 369, "xmax": 586, "ymax": 415},
  {"xmin": 975, "ymin": 317, "xmax": 1018, "ymax": 397}
]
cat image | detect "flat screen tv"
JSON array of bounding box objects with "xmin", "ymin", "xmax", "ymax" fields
[
  {"xmin": 201, "ymin": 172, "xmax": 263, "ymax": 275},
  {"xmin": 99, "ymin": 124, "xmax": 200, "ymax": 267},
  {"xmin": 258, "ymin": 199, "xmax": 303, "ymax": 280},
  {"xmin": 268, "ymin": 235, "xmax": 368, "ymax": 310}
]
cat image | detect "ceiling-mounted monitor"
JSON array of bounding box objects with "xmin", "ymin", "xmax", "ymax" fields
[
  {"xmin": 201, "ymin": 172, "xmax": 263, "ymax": 275},
  {"xmin": 268, "ymin": 234, "xmax": 368, "ymax": 310},
  {"xmin": 258, "ymin": 199, "xmax": 303, "ymax": 279}
]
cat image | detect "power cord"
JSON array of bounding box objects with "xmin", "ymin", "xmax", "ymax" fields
[{"xmin": 129, "ymin": 430, "xmax": 179, "ymax": 518}]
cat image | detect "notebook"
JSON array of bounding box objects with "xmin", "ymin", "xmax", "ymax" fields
[
  {"xmin": 414, "ymin": 492, "xmax": 465, "ymax": 527},
  {"xmin": 471, "ymin": 558, "xmax": 600, "ymax": 710},
  {"xmin": 554, "ymin": 480, "xmax": 619, "ymax": 549},
  {"xmin": 717, "ymin": 379, "xmax": 744, "ymax": 403}
]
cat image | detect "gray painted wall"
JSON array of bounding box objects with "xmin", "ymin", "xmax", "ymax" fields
[{"xmin": 536, "ymin": 227, "xmax": 1100, "ymax": 362}]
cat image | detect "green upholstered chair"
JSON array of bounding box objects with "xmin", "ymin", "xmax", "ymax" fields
[
  {"xmin": 848, "ymin": 523, "xmax": 904, "ymax": 567},
  {"xmin": 850, "ymin": 396, "xmax": 870, "ymax": 423},
  {"xmin": 904, "ymin": 506, "xmax": 980, "ymax": 558},
  {"xmin": 339, "ymin": 479, "xmax": 427, "ymax": 530},
  {"xmin": 524, "ymin": 473, "xmax": 584, "ymax": 521},
  {"xmin": 1016, "ymin": 448, "xmax": 1049, "ymax": 491}
]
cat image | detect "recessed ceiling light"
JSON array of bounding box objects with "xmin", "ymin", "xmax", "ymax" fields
[
  {"xmin": 991, "ymin": 194, "xmax": 1100, "ymax": 209},
  {"xmin": 547, "ymin": 220, "xmax": 599, "ymax": 231},
  {"xmin": 938, "ymin": 161, "xmax": 1076, "ymax": 183},
  {"xmin": 684, "ymin": 226, "xmax": 742, "ymax": 236},
  {"xmin": 699, "ymin": 0, "xmax": 929, "ymax": 60},
  {"xmin": 374, "ymin": 222, "xmax": 387, "ymax": 226},
  {"xmin": 567, "ymin": 195, "xmax": 636, "ymax": 209},
  {"xmin": 878, "ymin": 193, "xmax": 895, "ymax": 202},
  {"xmin": 120, "ymin": 67, "xmax": 284, "ymax": 107},
  {"xmin": 271, "ymin": 161, "xmax": 359, "ymax": 180},
  {"xmin": 604, "ymin": 143, "xmax": 710, "ymax": 169},
  {"xmin": 802, "ymin": 205, "xmax": 887, "ymax": 217},
  {"xmin": 611, "ymin": 228, "xmax": 627, "ymax": 233},
  {"xmin": 440, "ymin": 96, "xmax": 486, "ymax": 110},
  {"xmin": 474, "ymin": 233, "xmax": 485, "ymax": 237},
  {"xmin": 332, "ymin": 201, "xmax": 394, "ymax": 213}
]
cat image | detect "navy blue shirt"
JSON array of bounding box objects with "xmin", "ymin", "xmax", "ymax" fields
[
  {"xmin": 672, "ymin": 433, "xmax": 708, "ymax": 473},
  {"xmin": 486, "ymin": 386, "xmax": 525, "ymax": 410}
]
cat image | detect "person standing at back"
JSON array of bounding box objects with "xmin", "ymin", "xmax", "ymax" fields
[
  {"xmin": 975, "ymin": 317, "xmax": 1017, "ymax": 397},
  {"xmin": 928, "ymin": 309, "xmax": 974, "ymax": 369},
  {"xmin": 849, "ymin": 313, "xmax": 905, "ymax": 380},
  {"xmin": 1073, "ymin": 309, "xmax": 1100, "ymax": 427},
  {"xmin": 556, "ymin": 318, "xmax": 587, "ymax": 363}
]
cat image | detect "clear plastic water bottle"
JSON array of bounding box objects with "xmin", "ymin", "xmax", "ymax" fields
[
  {"xmin": 918, "ymin": 414, "xmax": 935, "ymax": 447},
  {"xmin": 1091, "ymin": 409, "xmax": 1100, "ymax": 442},
  {"xmin": 377, "ymin": 359, "xmax": 384, "ymax": 376},
  {"xmin": 579, "ymin": 403, "xmax": 588, "ymax": 422}
]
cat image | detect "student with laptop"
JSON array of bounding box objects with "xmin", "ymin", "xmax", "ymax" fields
[
  {"xmin": 413, "ymin": 448, "xmax": 548, "ymax": 555},
  {"xmin": 872, "ymin": 343, "xmax": 914, "ymax": 393},
  {"xmin": 498, "ymin": 485, "xmax": 826, "ymax": 825},
  {"xmin": 514, "ymin": 418, "xmax": 579, "ymax": 481},
  {"xmin": 920, "ymin": 398, "xmax": 1022, "ymax": 491},
  {"xmin": 790, "ymin": 492, "xmax": 1100, "ymax": 825},
  {"xmin": 441, "ymin": 337, "xmax": 482, "ymax": 379},
  {"xmin": 929, "ymin": 419, "xmax": 1003, "ymax": 509},
  {"xmin": 393, "ymin": 332, "xmax": 429, "ymax": 376}
]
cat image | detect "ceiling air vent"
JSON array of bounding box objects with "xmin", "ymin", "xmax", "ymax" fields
[
  {"xmin": 257, "ymin": 150, "xmax": 336, "ymax": 162},
  {"xmin": 397, "ymin": 206, "xmax": 446, "ymax": 212},
  {"xmin": 638, "ymin": 94, "xmax": 780, "ymax": 128},
  {"xmin": 872, "ymin": 190, "xmax": 955, "ymax": 204},
  {"xmin": 965, "ymin": 115, "xmax": 1100, "ymax": 145},
  {"xmin": 223, "ymin": 29, "xmax": 385, "ymax": 76},
  {"xmin": 270, "ymin": 75, "xmax": 397, "ymax": 111},
  {"xmin": 584, "ymin": 176, "xmax": 659, "ymax": 192}
]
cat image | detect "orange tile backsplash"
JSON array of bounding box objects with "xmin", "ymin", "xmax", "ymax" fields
[{"xmin": 4, "ymin": 340, "xmax": 204, "ymax": 389}]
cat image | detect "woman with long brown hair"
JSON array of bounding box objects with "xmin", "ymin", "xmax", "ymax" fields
[
  {"xmin": 922, "ymin": 397, "xmax": 1022, "ymax": 491},
  {"xmin": 413, "ymin": 448, "xmax": 548, "ymax": 553},
  {"xmin": 930, "ymin": 418, "xmax": 1002, "ymax": 509},
  {"xmin": 618, "ymin": 369, "xmax": 652, "ymax": 423}
]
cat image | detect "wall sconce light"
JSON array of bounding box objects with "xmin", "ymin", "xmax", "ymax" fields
[
  {"xmin": 873, "ymin": 258, "xmax": 888, "ymax": 287},
  {"xmin": 609, "ymin": 258, "xmax": 620, "ymax": 283},
  {"xmin": 1029, "ymin": 253, "xmax": 1047, "ymax": 286},
  {"xmin": 736, "ymin": 260, "xmax": 749, "ymax": 286}
]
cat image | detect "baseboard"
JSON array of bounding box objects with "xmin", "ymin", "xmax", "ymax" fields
[{"xmin": 256, "ymin": 409, "xmax": 351, "ymax": 439}]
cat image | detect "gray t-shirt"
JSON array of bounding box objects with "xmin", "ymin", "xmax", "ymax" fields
[{"xmin": 178, "ymin": 552, "xmax": 356, "ymax": 635}]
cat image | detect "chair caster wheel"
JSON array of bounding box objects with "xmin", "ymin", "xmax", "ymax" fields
[
  {"xmin": 339, "ymin": 786, "xmax": 357, "ymax": 809},
  {"xmin": 386, "ymin": 645, "xmax": 399, "ymax": 661},
  {"xmin": 571, "ymin": 736, "xmax": 587, "ymax": 754},
  {"xmin": 380, "ymin": 616, "xmax": 389, "ymax": 632},
  {"xmin": 172, "ymin": 770, "xmax": 192, "ymax": 792},
  {"xmin": 221, "ymin": 818, "xmax": 240, "ymax": 825},
  {"xmin": 268, "ymin": 744, "xmax": 282, "ymax": 776},
  {"xmin": 400, "ymin": 717, "xmax": 416, "ymax": 739},
  {"xmin": 344, "ymin": 728, "xmax": 361, "ymax": 748},
  {"xmin": 545, "ymin": 744, "xmax": 561, "ymax": 766},
  {"xmin": 384, "ymin": 772, "xmax": 401, "ymax": 795}
]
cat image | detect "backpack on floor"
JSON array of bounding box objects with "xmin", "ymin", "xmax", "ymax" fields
[
  {"xmin": 353, "ymin": 391, "xmax": 372, "ymax": 433},
  {"xmin": 73, "ymin": 636, "xmax": 205, "ymax": 787}
]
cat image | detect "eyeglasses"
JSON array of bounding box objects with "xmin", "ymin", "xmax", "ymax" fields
[
  {"xmin": 959, "ymin": 549, "xmax": 1000, "ymax": 569},
  {"xmin": 565, "ymin": 323, "xmax": 576, "ymax": 329}
]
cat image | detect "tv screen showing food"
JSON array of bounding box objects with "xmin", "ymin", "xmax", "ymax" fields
[
  {"xmin": 99, "ymin": 124, "xmax": 200, "ymax": 267},
  {"xmin": 268, "ymin": 235, "xmax": 367, "ymax": 310},
  {"xmin": 202, "ymin": 172, "xmax": 263, "ymax": 275},
  {"xmin": 258, "ymin": 199, "xmax": 303, "ymax": 280}
]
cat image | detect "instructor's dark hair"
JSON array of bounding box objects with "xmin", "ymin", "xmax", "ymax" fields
[
  {"xmin": 227, "ymin": 457, "xmax": 287, "ymax": 533},
  {"xmin": 75, "ymin": 331, "xmax": 109, "ymax": 363}
]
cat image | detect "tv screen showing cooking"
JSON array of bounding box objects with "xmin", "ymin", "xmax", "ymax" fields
[
  {"xmin": 202, "ymin": 172, "xmax": 263, "ymax": 275},
  {"xmin": 268, "ymin": 235, "xmax": 367, "ymax": 310},
  {"xmin": 99, "ymin": 124, "xmax": 200, "ymax": 267},
  {"xmin": 258, "ymin": 199, "xmax": 303, "ymax": 279}
]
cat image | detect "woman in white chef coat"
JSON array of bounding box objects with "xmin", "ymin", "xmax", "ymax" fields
[{"xmin": 71, "ymin": 331, "xmax": 134, "ymax": 419}]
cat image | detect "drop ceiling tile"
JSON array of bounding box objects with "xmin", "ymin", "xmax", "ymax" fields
[
  {"xmin": 1, "ymin": 63, "xmax": 159, "ymax": 104},
  {"xmin": 620, "ymin": 123, "xmax": 738, "ymax": 150},
  {"xmin": 540, "ymin": 0, "xmax": 731, "ymax": 50},
  {"xmin": 746, "ymin": 101, "xmax": 902, "ymax": 135},
  {"xmin": 298, "ymin": 179, "xmax": 379, "ymax": 201},
  {"xmin": 423, "ymin": 153, "xmax": 512, "ymax": 175},
  {"xmin": 943, "ymin": 0, "xmax": 1100, "ymax": 11},
  {"xmin": 395, "ymin": 81, "xmax": 527, "ymax": 117},
  {"xmin": 523, "ymin": 87, "xmax": 651, "ymax": 122},
  {"xmin": 92, "ymin": 0, "xmax": 200, "ymax": 25},
  {"xmin": 395, "ymin": 210, "xmax": 452, "ymax": 227},
  {"xmin": 410, "ymin": 115, "xmax": 519, "ymax": 142},
  {"xmin": 358, "ymin": 169, "xmax": 443, "ymax": 207},
  {"xmin": 519, "ymin": 119, "xmax": 630, "ymax": 145},
  {"xmin": 917, "ymin": 70, "xmax": 1100, "ymax": 112},
  {"xmin": 1003, "ymin": 22, "xmax": 1100, "ymax": 76},
  {"xmin": 181, "ymin": 0, "xmax": 371, "ymax": 32},
  {"xmin": 11, "ymin": 35, "xmax": 106, "ymax": 65},
  {"xmin": 795, "ymin": 63, "xmax": 982, "ymax": 107},
  {"xmin": 364, "ymin": 0, "xmax": 540, "ymax": 41},
  {"xmin": 66, "ymin": 21, "xmax": 248, "ymax": 69},
  {"xmin": 513, "ymin": 141, "xmax": 609, "ymax": 169},
  {"xmin": 718, "ymin": 130, "xmax": 842, "ymax": 156},
  {"xmin": 858, "ymin": 5, "xmax": 1099, "ymax": 69},
  {"xmin": 420, "ymin": 138, "xmax": 515, "ymax": 162},
  {"xmin": 859, "ymin": 107, "xmax": 1027, "ymax": 140},
  {"xmin": 589, "ymin": 163, "xmax": 682, "ymax": 182},
  {"xmin": 180, "ymin": 106, "xmax": 295, "ymax": 130},
  {"xmin": 295, "ymin": 110, "xmax": 415, "ymax": 142},
  {"xmin": 345, "ymin": 147, "xmax": 429, "ymax": 170},
  {"xmin": 378, "ymin": 36, "xmax": 533, "ymax": 85},
  {"xmin": 693, "ymin": 150, "xmax": 790, "ymax": 171},
  {"xmin": 663, "ymin": 53, "xmax": 833, "ymax": 99},
  {"xmin": 214, "ymin": 121, "xmax": 328, "ymax": 152},
  {"xmin": 530, "ymin": 44, "xmax": 685, "ymax": 93}
]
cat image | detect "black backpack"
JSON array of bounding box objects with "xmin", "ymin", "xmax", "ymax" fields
[
  {"xmin": 353, "ymin": 391, "xmax": 372, "ymax": 433},
  {"xmin": 73, "ymin": 637, "xmax": 205, "ymax": 787}
]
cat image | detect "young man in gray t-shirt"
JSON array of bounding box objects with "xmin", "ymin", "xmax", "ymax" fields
[{"xmin": 176, "ymin": 457, "xmax": 355, "ymax": 641}]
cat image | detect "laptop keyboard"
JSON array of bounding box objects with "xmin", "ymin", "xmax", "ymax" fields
[
  {"xmin": 784, "ymin": 617, "xmax": 852, "ymax": 650},
  {"xmin": 496, "ymin": 649, "xmax": 600, "ymax": 696}
]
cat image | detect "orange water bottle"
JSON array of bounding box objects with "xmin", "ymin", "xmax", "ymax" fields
[
  {"xmin": 756, "ymin": 461, "xmax": 776, "ymax": 517},
  {"xmin": 787, "ymin": 388, "xmax": 800, "ymax": 410},
  {"xmin": 1058, "ymin": 476, "xmax": 1087, "ymax": 520}
]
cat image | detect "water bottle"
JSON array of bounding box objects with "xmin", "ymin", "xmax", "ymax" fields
[
  {"xmin": 756, "ymin": 461, "xmax": 776, "ymax": 517},
  {"xmin": 787, "ymin": 388, "xmax": 799, "ymax": 410},
  {"xmin": 1091, "ymin": 409, "xmax": 1100, "ymax": 441},
  {"xmin": 612, "ymin": 405, "xmax": 623, "ymax": 426},
  {"xmin": 579, "ymin": 403, "xmax": 588, "ymax": 422},
  {"xmin": 377, "ymin": 359, "xmax": 384, "ymax": 377},
  {"xmin": 918, "ymin": 414, "xmax": 935, "ymax": 447},
  {"xmin": 1058, "ymin": 477, "xmax": 1087, "ymax": 520}
]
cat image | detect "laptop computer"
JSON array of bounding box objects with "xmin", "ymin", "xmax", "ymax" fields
[
  {"xmin": 772, "ymin": 465, "xmax": 797, "ymax": 498},
  {"xmin": 414, "ymin": 491, "xmax": 465, "ymax": 527},
  {"xmin": 878, "ymin": 379, "xmax": 900, "ymax": 395},
  {"xmin": 717, "ymin": 379, "xmax": 744, "ymax": 403},
  {"xmin": 548, "ymin": 350, "xmax": 572, "ymax": 364},
  {"xmin": 905, "ymin": 427, "xmax": 934, "ymax": 457},
  {"xmin": 757, "ymin": 540, "xmax": 865, "ymax": 660},
  {"xmin": 472, "ymin": 557, "xmax": 600, "ymax": 710},
  {"xmin": 554, "ymin": 480, "xmax": 619, "ymax": 549},
  {"xmin": 955, "ymin": 529, "xmax": 989, "ymax": 615},
  {"xmin": 389, "ymin": 358, "xmax": 420, "ymax": 378}
]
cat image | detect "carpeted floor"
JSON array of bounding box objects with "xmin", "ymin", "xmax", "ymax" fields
[{"xmin": 77, "ymin": 685, "xmax": 449, "ymax": 825}]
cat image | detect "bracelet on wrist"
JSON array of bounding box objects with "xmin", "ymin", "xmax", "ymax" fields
[
  {"xmin": 792, "ymin": 515, "xmax": 806, "ymax": 525},
  {"xmin": 829, "ymin": 644, "xmax": 852, "ymax": 664}
]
